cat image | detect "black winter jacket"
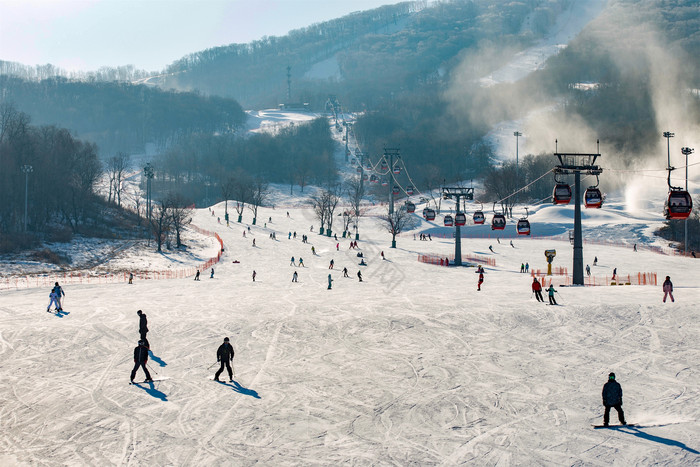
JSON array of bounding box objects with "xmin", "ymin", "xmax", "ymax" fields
[
  {"xmin": 139, "ymin": 314, "xmax": 148, "ymax": 333},
  {"xmin": 217, "ymin": 343, "xmax": 234, "ymax": 362},
  {"xmin": 134, "ymin": 344, "xmax": 149, "ymax": 363},
  {"xmin": 602, "ymin": 380, "xmax": 623, "ymax": 406}
]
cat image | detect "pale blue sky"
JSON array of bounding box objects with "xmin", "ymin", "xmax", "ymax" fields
[{"xmin": 0, "ymin": 0, "xmax": 407, "ymax": 72}]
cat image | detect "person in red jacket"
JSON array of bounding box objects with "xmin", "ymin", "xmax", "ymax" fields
[
  {"xmin": 532, "ymin": 277, "xmax": 544, "ymax": 302},
  {"xmin": 477, "ymin": 271, "xmax": 484, "ymax": 291}
]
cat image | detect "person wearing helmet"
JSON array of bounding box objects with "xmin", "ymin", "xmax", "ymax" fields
[
  {"xmin": 131, "ymin": 340, "xmax": 152, "ymax": 383},
  {"xmin": 602, "ymin": 372, "xmax": 626, "ymax": 426},
  {"xmin": 214, "ymin": 337, "xmax": 235, "ymax": 382}
]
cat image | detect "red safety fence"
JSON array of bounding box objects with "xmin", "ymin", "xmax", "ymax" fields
[
  {"xmin": 531, "ymin": 272, "xmax": 657, "ymax": 287},
  {"xmin": 418, "ymin": 254, "xmax": 496, "ymax": 267},
  {"xmin": 0, "ymin": 225, "xmax": 224, "ymax": 290}
]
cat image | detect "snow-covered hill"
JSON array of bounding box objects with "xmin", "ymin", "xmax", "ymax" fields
[{"xmin": 1, "ymin": 189, "xmax": 699, "ymax": 465}]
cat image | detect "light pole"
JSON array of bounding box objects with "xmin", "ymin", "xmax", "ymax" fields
[
  {"xmin": 144, "ymin": 162, "xmax": 155, "ymax": 224},
  {"xmin": 514, "ymin": 131, "xmax": 522, "ymax": 205},
  {"xmin": 21, "ymin": 164, "xmax": 33, "ymax": 231},
  {"xmin": 681, "ymin": 146, "xmax": 694, "ymax": 254}
]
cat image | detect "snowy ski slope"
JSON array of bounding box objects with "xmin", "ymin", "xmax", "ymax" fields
[{"xmin": 1, "ymin": 192, "xmax": 699, "ymax": 465}]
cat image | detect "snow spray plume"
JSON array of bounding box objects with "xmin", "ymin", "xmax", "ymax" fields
[{"xmin": 444, "ymin": 0, "xmax": 700, "ymax": 196}]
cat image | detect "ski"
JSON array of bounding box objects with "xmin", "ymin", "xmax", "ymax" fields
[{"xmin": 130, "ymin": 377, "xmax": 169, "ymax": 385}]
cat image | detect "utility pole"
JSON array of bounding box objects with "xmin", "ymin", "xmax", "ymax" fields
[
  {"xmin": 554, "ymin": 151, "xmax": 603, "ymax": 285},
  {"xmin": 384, "ymin": 147, "xmax": 400, "ymax": 214},
  {"xmin": 21, "ymin": 164, "xmax": 33, "ymax": 231},
  {"xmin": 681, "ymin": 146, "xmax": 694, "ymax": 254},
  {"xmin": 144, "ymin": 163, "xmax": 155, "ymax": 246},
  {"xmin": 441, "ymin": 187, "xmax": 474, "ymax": 266}
]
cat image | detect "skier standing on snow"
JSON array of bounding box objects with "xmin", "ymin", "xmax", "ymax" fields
[
  {"xmin": 662, "ymin": 276, "xmax": 674, "ymax": 303},
  {"xmin": 298, "ymin": 257, "xmax": 304, "ymax": 267},
  {"xmin": 586, "ymin": 264, "xmax": 591, "ymax": 276},
  {"xmin": 47, "ymin": 289, "xmax": 60, "ymax": 313},
  {"xmin": 532, "ymin": 278, "xmax": 544, "ymax": 302},
  {"xmin": 602, "ymin": 372, "xmax": 626, "ymax": 426},
  {"xmin": 252, "ymin": 270, "xmax": 257, "ymax": 282},
  {"xmin": 343, "ymin": 267, "xmax": 349, "ymax": 278},
  {"xmin": 194, "ymin": 270, "xmax": 200, "ymax": 281},
  {"xmin": 290, "ymin": 256, "xmax": 296, "ymax": 266},
  {"xmin": 214, "ymin": 337, "xmax": 235, "ymax": 382},
  {"xmin": 137, "ymin": 310, "xmax": 148, "ymax": 344},
  {"xmin": 52, "ymin": 282, "xmax": 65, "ymax": 312},
  {"xmin": 129, "ymin": 273, "xmax": 133, "ymax": 284},
  {"xmin": 210, "ymin": 268, "xmax": 214, "ymax": 278},
  {"xmin": 130, "ymin": 340, "xmax": 152, "ymax": 383},
  {"xmin": 329, "ymin": 259, "xmax": 334, "ymax": 269},
  {"xmin": 546, "ymin": 284, "xmax": 557, "ymax": 305},
  {"xmin": 292, "ymin": 271, "xmax": 298, "ymax": 282},
  {"xmin": 477, "ymin": 272, "xmax": 484, "ymax": 291},
  {"xmin": 357, "ymin": 270, "xmax": 363, "ymax": 282},
  {"xmin": 327, "ymin": 274, "xmax": 333, "ymax": 290}
]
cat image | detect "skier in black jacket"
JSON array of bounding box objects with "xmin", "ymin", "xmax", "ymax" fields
[
  {"xmin": 137, "ymin": 310, "xmax": 148, "ymax": 344},
  {"xmin": 214, "ymin": 337, "xmax": 235, "ymax": 382},
  {"xmin": 602, "ymin": 372, "xmax": 626, "ymax": 426},
  {"xmin": 131, "ymin": 340, "xmax": 152, "ymax": 383}
]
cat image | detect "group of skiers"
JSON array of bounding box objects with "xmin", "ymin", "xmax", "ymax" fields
[{"xmin": 531, "ymin": 277, "xmax": 558, "ymax": 304}]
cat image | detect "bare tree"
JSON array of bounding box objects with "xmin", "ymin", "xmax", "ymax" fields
[
  {"xmin": 150, "ymin": 197, "xmax": 173, "ymax": 252},
  {"xmin": 220, "ymin": 176, "xmax": 236, "ymax": 224},
  {"xmin": 231, "ymin": 170, "xmax": 253, "ymax": 222},
  {"xmin": 106, "ymin": 152, "xmax": 131, "ymax": 206},
  {"xmin": 247, "ymin": 177, "xmax": 269, "ymax": 225},
  {"xmin": 310, "ymin": 186, "xmax": 341, "ymax": 236},
  {"xmin": 483, "ymin": 161, "xmax": 519, "ymax": 217},
  {"xmin": 167, "ymin": 193, "xmax": 193, "ymax": 248},
  {"xmin": 422, "ymin": 164, "xmax": 442, "ymax": 212},
  {"xmin": 346, "ymin": 175, "xmax": 367, "ymax": 238},
  {"xmin": 382, "ymin": 205, "xmax": 411, "ymax": 248}
]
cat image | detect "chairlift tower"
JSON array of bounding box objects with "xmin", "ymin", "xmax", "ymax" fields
[
  {"xmin": 554, "ymin": 147, "xmax": 603, "ymax": 285},
  {"xmin": 384, "ymin": 147, "xmax": 400, "ymax": 214},
  {"xmin": 441, "ymin": 187, "xmax": 474, "ymax": 266}
]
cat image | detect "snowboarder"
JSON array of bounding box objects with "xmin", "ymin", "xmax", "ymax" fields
[
  {"xmin": 51, "ymin": 282, "xmax": 65, "ymax": 312},
  {"xmin": 329, "ymin": 259, "xmax": 334, "ymax": 269},
  {"xmin": 357, "ymin": 270, "xmax": 363, "ymax": 282},
  {"xmin": 546, "ymin": 284, "xmax": 557, "ymax": 305},
  {"xmin": 586, "ymin": 264, "xmax": 591, "ymax": 276},
  {"xmin": 343, "ymin": 267, "xmax": 349, "ymax": 278},
  {"xmin": 359, "ymin": 259, "xmax": 367, "ymax": 266},
  {"xmin": 532, "ymin": 278, "xmax": 544, "ymax": 302},
  {"xmin": 137, "ymin": 310, "xmax": 148, "ymax": 343},
  {"xmin": 488, "ymin": 245, "xmax": 494, "ymax": 253},
  {"xmin": 662, "ymin": 276, "xmax": 674, "ymax": 303},
  {"xmin": 194, "ymin": 270, "xmax": 200, "ymax": 281},
  {"xmin": 290, "ymin": 256, "xmax": 296, "ymax": 266},
  {"xmin": 252, "ymin": 270, "xmax": 257, "ymax": 282},
  {"xmin": 602, "ymin": 372, "xmax": 626, "ymax": 427},
  {"xmin": 210, "ymin": 268, "xmax": 214, "ymax": 279},
  {"xmin": 130, "ymin": 340, "xmax": 152, "ymax": 383},
  {"xmin": 292, "ymin": 271, "xmax": 298, "ymax": 282},
  {"xmin": 477, "ymin": 272, "xmax": 484, "ymax": 291},
  {"xmin": 214, "ymin": 337, "xmax": 235, "ymax": 382},
  {"xmin": 327, "ymin": 274, "xmax": 333, "ymax": 290},
  {"xmin": 129, "ymin": 273, "xmax": 133, "ymax": 284}
]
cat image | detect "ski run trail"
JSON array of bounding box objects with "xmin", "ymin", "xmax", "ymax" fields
[{"xmin": 1, "ymin": 188, "xmax": 699, "ymax": 465}]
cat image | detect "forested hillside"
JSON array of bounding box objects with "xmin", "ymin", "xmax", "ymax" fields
[
  {"xmin": 0, "ymin": 76, "xmax": 247, "ymax": 155},
  {"xmin": 157, "ymin": 0, "xmax": 571, "ymax": 109}
]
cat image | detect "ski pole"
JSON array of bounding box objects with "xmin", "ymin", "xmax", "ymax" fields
[
  {"xmin": 207, "ymin": 361, "xmax": 219, "ymax": 370},
  {"xmin": 232, "ymin": 363, "xmax": 236, "ymax": 380},
  {"xmin": 147, "ymin": 363, "xmax": 158, "ymax": 375}
]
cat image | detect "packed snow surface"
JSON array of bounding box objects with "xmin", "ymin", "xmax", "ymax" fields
[{"xmin": 1, "ymin": 192, "xmax": 699, "ymax": 465}]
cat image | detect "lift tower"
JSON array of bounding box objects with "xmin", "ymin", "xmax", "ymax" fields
[
  {"xmin": 554, "ymin": 151, "xmax": 603, "ymax": 285},
  {"xmin": 441, "ymin": 187, "xmax": 474, "ymax": 266}
]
